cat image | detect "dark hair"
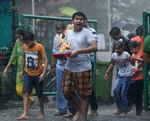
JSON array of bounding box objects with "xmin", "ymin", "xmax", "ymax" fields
[
  {"xmin": 129, "ymin": 41, "xmax": 140, "ymax": 48},
  {"xmin": 23, "ymin": 31, "xmax": 34, "ymax": 41},
  {"xmin": 115, "ymin": 41, "xmax": 125, "ymax": 49},
  {"xmin": 72, "ymin": 11, "xmax": 86, "ymax": 20},
  {"xmin": 15, "ymin": 27, "xmax": 25, "ymax": 36},
  {"xmin": 136, "ymin": 25, "xmax": 143, "ymax": 36},
  {"xmin": 55, "ymin": 22, "xmax": 66, "ymax": 30},
  {"xmin": 109, "ymin": 27, "xmax": 121, "ymax": 36},
  {"xmin": 127, "ymin": 33, "xmax": 136, "ymax": 40}
]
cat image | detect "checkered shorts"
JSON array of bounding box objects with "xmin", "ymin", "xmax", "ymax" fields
[{"xmin": 63, "ymin": 69, "xmax": 92, "ymax": 97}]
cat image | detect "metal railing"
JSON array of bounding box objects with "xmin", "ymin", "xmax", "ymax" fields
[
  {"xmin": 143, "ymin": 12, "xmax": 150, "ymax": 111},
  {"xmin": 20, "ymin": 14, "xmax": 98, "ymax": 96}
]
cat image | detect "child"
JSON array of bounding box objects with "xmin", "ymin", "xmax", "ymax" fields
[
  {"xmin": 104, "ymin": 42, "xmax": 133, "ymax": 115},
  {"xmin": 109, "ymin": 27, "xmax": 130, "ymax": 97},
  {"xmin": 129, "ymin": 41, "xmax": 144, "ymax": 116},
  {"xmin": 16, "ymin": 31, "xmax": 48, "ymax": 120}
]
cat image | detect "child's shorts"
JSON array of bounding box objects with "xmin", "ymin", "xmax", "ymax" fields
[{"xmin": 23, "ymin": 72, "xmax": 43, "ymax": 97}]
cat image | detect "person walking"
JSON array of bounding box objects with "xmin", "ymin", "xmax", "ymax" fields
[
  {"xmin": 128, "ymin": 40, "xmax": 144, "ymax": 116},
  {"xmin": 63, "ymin": 12, "xmax": 97, "ymax": 121},
  {"xmin": 4, "ymin": 28, "xmax": 34, "ymax": 103},
  {"xmin": 104, "ymin": 42, "xmax": 133, "ymax": 116},
  {"xmin": 109, "ymin": 27, "xmax": 130, "ymax": 97},
  {"xmin": 16, "ymin": 31, "xmax": 48, "ymax": 120}
]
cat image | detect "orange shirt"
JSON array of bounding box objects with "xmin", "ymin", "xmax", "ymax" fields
[
  {"xmin": 23, "ymin": 42, "xmax": 45, "ymax": 76},
  {"xmin": 130, "ymin": 36, "xmax": 144, "ymax": 80}
]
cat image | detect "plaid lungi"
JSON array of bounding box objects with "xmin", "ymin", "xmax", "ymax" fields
[{"xmin": 63, "ymin": 69, "xmax": 92, "ymax": 97}]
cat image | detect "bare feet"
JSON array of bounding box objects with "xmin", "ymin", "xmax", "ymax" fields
[
  {"xmin": 119, "ymin": 112, "xmax": 128, "ymax": 116},
  {"xmin": 112, "ymin": 110, "xmax": 122, "ymax": 115},
  {"xmin": 63, "ymin": 112, "xmax": 74, "ymax": 118},
  {"xmin": 16, "ymin": 115, "xmax": 29, "ymax": 120},
  {"xmin": 72, "ymin": 112, "xmax": 80, "ymax": 121},
  {"xmin": 37, "ymin": 113, "xmax": 44, "ymax": 120},
  {"xmin": 113, "ymin": 110, "xmax": 128, "ymax": 116},
  {"xmin": 88, "ymin": 110, "xmax": 98, "ymax": 116}
]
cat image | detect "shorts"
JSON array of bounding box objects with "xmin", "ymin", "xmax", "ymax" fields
[
  {"xmin": 63, "ymin": 69, "xmax": 92, "ymax": 97},
  {"xmin": 23, "ymin": 72, "xmax": 43, "ymax": 97}
]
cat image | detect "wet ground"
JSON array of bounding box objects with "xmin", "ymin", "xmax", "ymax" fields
[{"xmin": 0, "ymin": 96, "xmax": 150, "ymax": 121}]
